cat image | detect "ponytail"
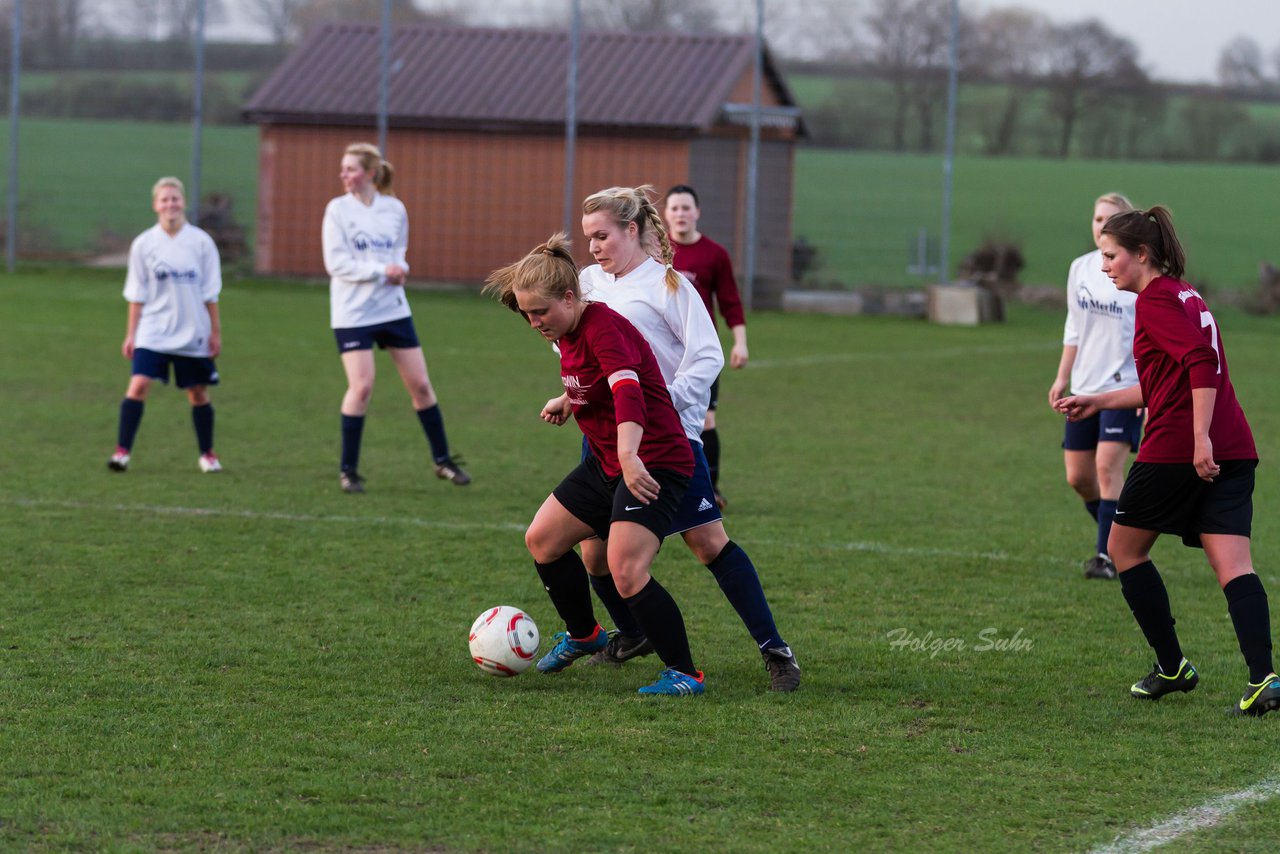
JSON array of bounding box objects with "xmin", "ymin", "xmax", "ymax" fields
[{"xmin": 484, "ymin": 232, "xmax": 580, "ymax": 314}]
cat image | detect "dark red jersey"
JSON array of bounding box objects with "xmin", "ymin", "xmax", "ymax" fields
[
  {"xmin": 1133, "ymin": 276, "xmax": 1256, "ymax": 463},
  {"xmin": 557, "ymin": 303, "xmax": 694, "ymax": 478},
  {"xmin": 671, "ymin": 235, "xmax": 746, "ymax": 329}
]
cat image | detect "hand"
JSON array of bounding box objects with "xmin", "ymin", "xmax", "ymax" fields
[
  {"xmin": 1193, "ymin": 435, "xmax": 1219, "ymax": 482},
  {"xmin": 540, "ymin": 394, "xmax": 571, "ymax": 426},
  {"xmin": 1048, "ymin": 377, "xmax": 1068, "ymax": 407},
  {"xmin": 620, "ymin": 454, "xmax": 659, "ymax": 504},
  {"xmin": 208, "ymin": 332, "xmax": 222, "ymax": 358},
  {"xmin": 1054, "ymin": 394, "xmax": 1098, "ymax": 422},
  {"xmin": 122, "ymin": 336, "xmax": 135, "ymax": 359},
  {"xmin": 385, "ymin": 264, "xmax": 407, "ymax": 285},
  {"xmin": 729, "ymin": 342, "xmax": 749, "ymax": 369}
]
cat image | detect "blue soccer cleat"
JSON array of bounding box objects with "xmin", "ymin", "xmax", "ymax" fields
[
  {"xmin": 536, "ymin": 627, "xmax": 608, "ymax": 673},
  {"xmin": 638, "ymin": 667, "xmax": 705, "ymax": 696}
]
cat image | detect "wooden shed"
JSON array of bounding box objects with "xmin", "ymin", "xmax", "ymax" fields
[{"xmin": 244, "ymin": 24, "xmax": 803, "ymax": 307}]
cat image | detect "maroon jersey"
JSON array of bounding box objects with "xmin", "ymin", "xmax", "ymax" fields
[
  {"xmin": 1133, "ymin": 276, "xmax": 1256, "ymax": 463},
  {"xmin": 671, "ymin": 235, "xmax": 746, "ymax": 329},
  {"xmin": 557, "ymin": 303, "xmax": 694, "ymax": 478}
]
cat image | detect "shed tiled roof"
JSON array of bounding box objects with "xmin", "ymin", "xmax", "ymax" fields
[{"xmin": 244, "ymin": 24, "xmax": 797, "ymax": 132}]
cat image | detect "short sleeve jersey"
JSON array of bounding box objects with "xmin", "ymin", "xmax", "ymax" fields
[
  {"xmin": 1133, "ymin": 276, "xmax": 1256, "ymax": 463},
  {"xmin": 1062, "ymin": 249, "xmax": 1138, "ymax": 395},
  {"xmin": 557, "ymin": 303, "xmax": 694, "ymax": 478},
  {"xmin": 123, "ymin": 222, "xmax": 222, "ymax": 357},
  {"xmin": 322, "ymin": 192, "xmax": 412, "ymax": 329},
  {"xmin": 671, "ymin": 235, "xmax": 746, "ymax": 330}
]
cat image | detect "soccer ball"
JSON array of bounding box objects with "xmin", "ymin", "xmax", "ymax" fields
[{"xmin": 468, "ymin": 606, "xmax": 540, "ymax": 676}]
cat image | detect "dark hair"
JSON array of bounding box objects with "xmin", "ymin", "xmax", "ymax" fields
[
  {"xmin": 664, "ymin": 184, "xmax": 699, "ymax": 207},
  {"xmin": 1100, "ymin": 205, "xmax": 1186, "ymax": 280}
]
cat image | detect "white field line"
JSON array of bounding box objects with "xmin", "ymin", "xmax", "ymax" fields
[
  {"xmin": 750, "ymin": 342, "xmax": 1056, "ymax": 370},
  {"xmin": 7, "ymin": 497, "xmax": 1022, "ymax": 562},
  {"xmin": 1087, "ymin": 775, "xmax": 1280, "ymax": 853}
]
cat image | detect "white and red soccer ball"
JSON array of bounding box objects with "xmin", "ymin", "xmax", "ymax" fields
[{"xmin": 468, "ymin": 606, "xmax": 540, "ymax": 676}]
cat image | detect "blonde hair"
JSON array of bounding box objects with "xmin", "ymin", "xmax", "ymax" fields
[
  {"xmin": 484, "ymin": 232, "xmax": 580, "ymax": 314},
  {"xmin": 1095, "ymin": 192, "xmax": 1134, "ymax": 212},
  {"xmin": 582, "ymin": 185, "xmax": 680, "ymax": 293},
  {"xmin": 151, "ymin": 176, "xmax": 185, "ymax": 202},
  {"xmin": 345, "ymin": 142, "xmax": 395, "ymax": 194}
]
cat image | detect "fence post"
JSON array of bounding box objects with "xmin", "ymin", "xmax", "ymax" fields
[
  {"xmin": 742, "ymin": 0, "xmax": 763, "ymax": 311},
  {"xmin": 190, "ymin": 0, "xmax": 206, "ymax": 226},
  {"xmin": 6, "ymin": 0, "xmax": 22, "ymax": 272},
  {"xmin": 377, "ymin": 0, "xmax": 390, "ymax": 154},
  {"xmin": 562, "ymin": 0, "xmax": 580, "ymax": 235}
]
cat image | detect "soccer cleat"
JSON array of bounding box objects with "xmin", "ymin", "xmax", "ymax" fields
[
  {"xmin": 198, "ymin": 453, "xmax": 222, "ymax": 473},
  {"xmin": 107, "ymin": 447, "xmax": 130, "ymax": 472},
  {"xmin": 339, "ymin": 470, "xmax": 366, "ymax": 494},
  {"xmin": 1083, "ymin": 554, "xmax": 1118, "ymax": 580},
  {"xmin": 1131, "ymin": 658, "xmax": 1199, "ymax": 699},
  {"xmin": 583, "ymin": 631, "xmax": 655, "ymax": 666},
  {"xmin": 535, "ymin": 627, "xmax": 608, "ymax": 673},
  {"xmin": 1235, "ymin": 673, "xmax": 1280, "ymax": 717},
  {"xmin": 638, "ymin": 667, "xmax": 706, "ymax": 696},
  {"xmin": 761, "ymin": 645, "xmax": 802, "ymax": 692},
  {"xmin": 434, "ymin": 456, "xmax": 472, "ymax": 486}
]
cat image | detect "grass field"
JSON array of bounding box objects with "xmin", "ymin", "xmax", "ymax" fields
[
  {"xmin": 3, "ymin": 266, "xmax": 1280, "ymax": 851},
  {"xmin": 5, "ymin": 116, "xmax": 1280, "ymax": 292}
]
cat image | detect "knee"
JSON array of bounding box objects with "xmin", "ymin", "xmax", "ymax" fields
[
  {"xmin": 187, "ymin": 387, "xmax": 210, "ymax": 406},
  {"xmin": 524, "ymin": 526, "xmax": 556, "ymax": 564},
  {"xmin": 348, "ymin": 381, "xmax": 374, "ymax": 404},
  {"xmin": 1065, "ymin": 470, "xmax": 1096, "ymax": 497},
  {"xmin": 126, "ymin": 377, "xmax": 152, "ymax": 399},
  {"xmin": 685, "ymin": 526, "xmax": 729, "ymax": 565}
]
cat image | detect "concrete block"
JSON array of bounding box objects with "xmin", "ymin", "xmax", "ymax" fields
[{"xmin": 927, "ymin": 284, "xmax": 1004, "ymax": 326}]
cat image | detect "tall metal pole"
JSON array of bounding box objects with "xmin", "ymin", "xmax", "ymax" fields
[
  {"xmin": 741, "ymin": 0, "xmax": 763, "ymax": 311},
  {"xmin": 190, "ymin": 0, "xmax": 205, "ymax": 226},
  {"xmin": 562, "ymin": 0, "xmax": 581, "ymax": 235},
  {"xmin": 377, "ymin": 0, "xmax": 391, "ymax": 154},
  {"xmin": 939, "ymin": 0, "xmax": 959, "ymax": 283},
  {"xmin": 7, "ymin": 0, "xmax": 23, "ymax": 272}
]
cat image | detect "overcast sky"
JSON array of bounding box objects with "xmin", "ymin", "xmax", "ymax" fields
[{"xmin": 966, "ymin": 0, "xmax": 1279, "ymax": 83}]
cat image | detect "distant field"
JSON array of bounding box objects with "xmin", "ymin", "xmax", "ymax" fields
[
  {"xmin": 4, "ymin": 116, "xmax": 1279, "ymax": 289},
  {"xmin": 793, "ymin": 151, "xmax": 1280, "ymax": 289}
]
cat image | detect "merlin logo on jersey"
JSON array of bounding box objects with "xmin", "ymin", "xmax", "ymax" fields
[
  {"xmin": 563, "ymin": 374, "xmax": 592, "ymax": 405},
  {"xmin": 1076, "ymin": 285, "xmax": 1124, "ymax": 317},
  {"xmin": 350, "ymin": 230, "xmax": 396, "ymax": 252},
  {"xmin": 154, "ymin": 262, "xmax": 200, "ymax": 283}
]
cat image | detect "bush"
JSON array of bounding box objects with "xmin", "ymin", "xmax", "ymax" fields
[{"xmin": 23, "ymin": 75, "xmax": 245, "ymax": 124}]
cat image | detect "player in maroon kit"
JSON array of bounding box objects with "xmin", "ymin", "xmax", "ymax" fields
[
  {"xmin": 1055, "ymin": 206, "xmax": 1278, "ymax": 717},
  {"xmin": 663, "ymin": 185, "xmax": 747, "ymax": 509},
  {"xmin": 484, "ymin": 233, "xmax": 706, "ymax": 696}
]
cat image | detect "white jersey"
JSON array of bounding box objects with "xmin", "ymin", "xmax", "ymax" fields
[
  {"xmin": 322, "ymin": 192, "xmax": 412, "ymax": 329},
  {"xmin": 580, "ymin": 257, "xmax": 725, "ymax": 442},
  {"xmin": 123, "ymin": 222, "xmax": 222, "ymax": 357},
  {"xmin": 1062, "ymin": 249, "xmax": 1139, "ymax": 394}
]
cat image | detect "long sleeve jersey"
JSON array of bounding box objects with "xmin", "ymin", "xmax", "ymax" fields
[{"xmin": 322, "ymin": 192, "xmax": 411, "ymax": 329}]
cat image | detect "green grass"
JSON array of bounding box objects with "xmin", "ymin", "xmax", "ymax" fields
[{"xmin": 3, "ymin": 265, "xmax": 1280, "ymax": 851}]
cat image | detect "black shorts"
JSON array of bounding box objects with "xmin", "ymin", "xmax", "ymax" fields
[
  {"xmin": 333, "ymin": 317, "xmax": 420, "ymax": 354},
  {"xmin": 552, "ymin": 454, "xmax": 690, "ymax": 542},
  {"xmin": 708, "ymin": 373, "xmax": 721, "ymax": 412},
  {"xmin": 1115, "ymin": 459, "xmax": 1257, "ymax": 548}
]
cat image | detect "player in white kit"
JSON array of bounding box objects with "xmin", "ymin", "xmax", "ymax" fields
[
  {"xmin": 108, "ymin": 176, "xmax": 223, "ymax": 474},
  {"xmin": 323, "ymin": 142, "xmax": 469, "ymax": 493}
]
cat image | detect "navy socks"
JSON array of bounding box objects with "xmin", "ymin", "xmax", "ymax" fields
[
  {"xmin": 707, "ymin": 541, "xmax": 785, "ymax": 650},
  {"xmin": 340, "ymin": 414, "xmax": 364, "ymax": 472},
  {"xmin": 191, "ymin": 403, "xmax": 214, "ymax": 454},
  {"xmin": 416, "ymin": 405, "xmax": 450, "ymax": 463},
  {"xmin": 118, "ymin": 398, "xmax": 145, "ymax": 450}
]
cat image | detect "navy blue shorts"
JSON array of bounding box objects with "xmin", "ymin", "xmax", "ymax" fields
[
  {"xmin": 132, "ymin": 348, "xmax": 219, "ymax": 388},
  {"xmin": 579, "ymin": 436, "xmax": 722, "ymax": 536},
  {"xmin": 333, "ymin": 317, "xmax": 420, "ymax": 354},
  {"xmin": 1063, "ymin": 408, "xmax": 1143, "ymax": 453},
  {"xmin": 553, "ymin": 454, "xmax": 690, "ymax": 542},
  {"xmin": 1115, "ymin": 459, "xmax": 1257, "ymax": 549}
]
